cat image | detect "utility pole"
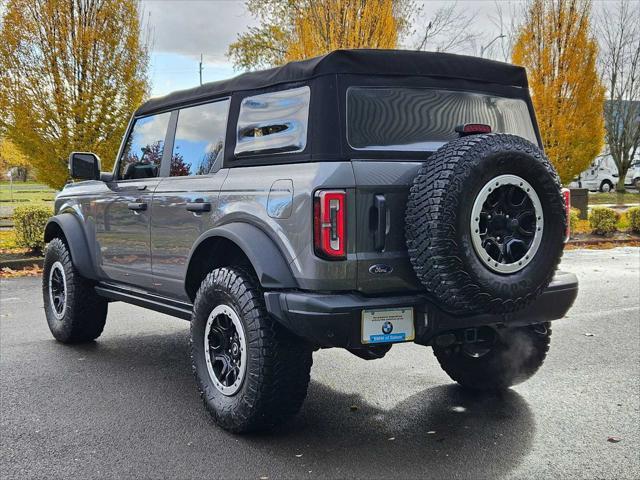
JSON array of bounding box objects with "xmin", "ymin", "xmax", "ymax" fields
[{"xmin": 199, "ymin": 54, "xmax": 203, "ymax": 86}]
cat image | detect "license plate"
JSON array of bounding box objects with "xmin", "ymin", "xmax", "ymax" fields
[{"xmin": 361, "ymin": 307, "xmax": 415, "ymax": 344}]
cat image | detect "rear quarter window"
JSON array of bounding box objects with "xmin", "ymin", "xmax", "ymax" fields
[
  {"xmin": 347, "ymin": 87, "xmax": 537, "ymax": 151},
  {"xmin": 235, "ymin": 86, "xmax": 310, "ymax": 157}
]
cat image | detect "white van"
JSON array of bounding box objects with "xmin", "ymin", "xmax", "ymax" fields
[
  {"xmin": 625, "ymin": 160, "xmax": 640, "ymax": 189},
  {"xmin": 575, "ymin": 155, "xmax": 619, "ymax": 192}
]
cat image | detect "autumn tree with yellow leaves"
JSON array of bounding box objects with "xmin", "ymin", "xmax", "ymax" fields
[
  {"xmin": 228, "ymin": 0, "xmax": 413, "ymax": 70},
  {"xmin": 0, "ymin": 0, "xmax": 149, "ymax": 189},
  {"xmin": 512, "ymin": 0, "xmax": 605, "ymax": 184}
]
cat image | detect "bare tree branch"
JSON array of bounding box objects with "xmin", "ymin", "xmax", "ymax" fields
[
  {"xmin": 414, "ymin": 2, "xmax": 480, "ymax": 53},
  {"xmin": 597, "ymin": 0, "xmax": 640, "ymax": 191}
]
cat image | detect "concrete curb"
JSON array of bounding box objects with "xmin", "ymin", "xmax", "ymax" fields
[
  {"xmin": 0, "ymin": 257, "xmax": 44, "ymax": 270},
  {"xmin": 566, "ymin": 238, "xmax": 640, "ymax": 248}
]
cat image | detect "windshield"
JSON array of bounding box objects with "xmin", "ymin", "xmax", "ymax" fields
[{"xmin": 347, "ymin": 87, "xmax": 538, "ymax": 151}]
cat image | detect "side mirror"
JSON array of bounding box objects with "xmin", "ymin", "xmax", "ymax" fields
[{"xmin": 69, "ymin": 152, "xmax": 101, "ymax": 181}]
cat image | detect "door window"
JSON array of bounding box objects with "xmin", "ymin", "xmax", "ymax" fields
[
  {"xmin": 170, "ymin": 100, "xmax": 229, "ymax": 176},
  {"xmin": 118, "ymin": 112, "xmax": 171, "ymax": 180}
]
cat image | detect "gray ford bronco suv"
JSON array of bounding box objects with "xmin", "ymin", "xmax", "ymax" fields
[{"xmin": 43, "ymin": 49, "xmax": 578, "ymax": 433}]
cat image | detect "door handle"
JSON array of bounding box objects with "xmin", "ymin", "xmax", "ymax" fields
[
  {"xmin": 374, "ymin": 194, "xmax": 386, "ymax": 251},
  {"xmin": 127, "ymin": 202, "xmax": 147, "ymax": 211},
  {"xmin": 186, "ymin": 202, "xmax": 211, "ymax": 213}
]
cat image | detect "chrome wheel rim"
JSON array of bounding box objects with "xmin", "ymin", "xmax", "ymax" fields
[
  {"xmin": 470, "ymin": 174, "xmax": 543, "ymax": 274},
  {"xmin": 204, "ymin": 304, "xmax": 247, "ymax": 396},
  {"xmin": 48, "ymin": 261, "xmax": 67, "ymax": 320}
]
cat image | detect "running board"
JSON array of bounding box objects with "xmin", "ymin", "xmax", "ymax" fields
[{"xmin": 95, "ymin": 283, "xmax": 193, "ymax": 320}]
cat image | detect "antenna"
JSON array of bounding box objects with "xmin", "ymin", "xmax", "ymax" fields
[{"xmin": 199, "ymin": 53, "xmax": 203, "ymax": 86}]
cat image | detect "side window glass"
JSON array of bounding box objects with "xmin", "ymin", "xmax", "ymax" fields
[
  {"xmin": 170, "ymin": 100, "xmax": 229, "ymax": 177},
  {"xmin": 119, "ymin": 112, "xmax": 171, "ymax": 180},
  {"xmin": 235, "ymin": 86, "xmax": 310, "ymax": 157}
]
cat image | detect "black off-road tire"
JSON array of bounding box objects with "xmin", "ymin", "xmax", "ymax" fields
[
  {"xmin": 190, "ymin": 267, "xmax": 313, "ymax": 433},
  {"xmin": 42, "ymin": 237, "xmax": 108, "ymax": 343},
  {"xmin": 433, "ymin": 323, "xmax": 551, "ymax": 390},
  {"xmin": 405, "ymin": 134, "xmax": 566, "ymax": 315}
]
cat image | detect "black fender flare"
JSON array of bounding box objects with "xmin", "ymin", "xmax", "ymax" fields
[
  {"xmin": 186, "ymin": 223, "xmax": 297, "ymax": 290},
  {"xmin": 44, "ymin": 213, "xmax": 98, "ymax": 280}
]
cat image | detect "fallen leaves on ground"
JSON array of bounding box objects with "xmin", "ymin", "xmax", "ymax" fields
[
  {"xmin": 607, "ymin": 436, "xmax": 622, "ymax": 443},
  {"xmin": 0, "ymin": 247, "xmax": 32, "ymax": 255},
  {"xmin": 0, "ymin": 264, "xmax": 42, "ymax": 278}
]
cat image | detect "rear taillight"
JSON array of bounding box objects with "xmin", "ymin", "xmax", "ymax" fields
[
  {"xmin": 313, "ymin": 190, "xmax": 346, "ymax": 260},
  {"xmin": 562, "ymin": 188, "xmax": 571, "ymax": 241}
]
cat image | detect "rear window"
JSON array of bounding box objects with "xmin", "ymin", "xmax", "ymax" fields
[{"xmin": 347, "ymin": 87, "xmax": 537, "ymax": 151}]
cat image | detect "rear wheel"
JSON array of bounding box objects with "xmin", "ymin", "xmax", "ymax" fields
[
  {"xmin": 433, "ymin": 323, "xmax": 551, "ymax": 390},
  {"xmin": 190, "ymin": 267, "xmax": 313, "ymax": 433},
  {"xmin": 42, "ymin": 237, "xmax": 108, "ymax": 343}
]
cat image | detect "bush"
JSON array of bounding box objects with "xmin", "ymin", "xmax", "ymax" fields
[
  {"xmin": 627, "ymin": 206, "xmax": 640, "ymax": 233},
  {"xmin": 12, "ymin": 205, "xmax": 52, "ymax": 253},
  {"xmin": 588, "ymin": 207, "xmax": 619, "ymax": 235},
  {"xmin": 569, "ymin": 207, "xmax": 581, "ymax": 235}
]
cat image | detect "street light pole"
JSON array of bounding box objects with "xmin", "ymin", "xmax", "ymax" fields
[{"xmin": 480, "ymin": 34, "xmax": 506, "ymax": 58}]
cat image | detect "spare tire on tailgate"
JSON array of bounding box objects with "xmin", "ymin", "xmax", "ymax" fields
[{"xmin": 405, "ymin": 133, "xmax": 566, "ymax": 315}]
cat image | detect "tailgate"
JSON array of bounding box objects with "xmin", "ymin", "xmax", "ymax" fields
[{"xmin": 352, "ymin": 160, "xmax": 424, "ymax": 294}]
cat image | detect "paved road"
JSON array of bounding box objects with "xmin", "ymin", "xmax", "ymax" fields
[{"xmin": 1, "ymin": 248, "xmax": 639, "ymax": 479}]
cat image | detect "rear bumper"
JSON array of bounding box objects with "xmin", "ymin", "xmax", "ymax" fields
[{"xmin": 264, "ymin": 271, "xmax": 578, "ymax": 348}]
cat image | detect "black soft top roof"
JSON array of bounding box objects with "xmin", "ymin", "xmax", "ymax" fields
[{"xmin": 135, "ymin": 49, "xmax": 528, "ymax": 117}]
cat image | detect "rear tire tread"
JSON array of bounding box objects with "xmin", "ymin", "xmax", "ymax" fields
[
  {"xmin": 433, "ymin": 323, "xmax": 552, "ymax": 390},
  {"xmin": 190, "ymin": 267, "xmax": 312, "ymax": 433}
]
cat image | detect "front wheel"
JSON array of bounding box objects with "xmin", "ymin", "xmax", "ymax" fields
[
  {"xmin": 190, "ymin": 267, "xmax": 313, "ymax": 433},
  {"xmin": 433, "ymin": 323, "xmax": 551, "ymax": 390},
  {"xmin": 42, "ymin": 237, "xmax": 108, "ymax": 343},
  {"xmin": 600, "ymin": 180, "xmax": 613, "ymax": 193}
]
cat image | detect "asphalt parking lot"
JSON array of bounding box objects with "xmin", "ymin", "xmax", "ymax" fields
[{"xmin": 1, "ymin": 247, "xmax": 639, "ymax": 479}]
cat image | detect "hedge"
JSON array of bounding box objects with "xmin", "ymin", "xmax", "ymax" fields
[
  {"xmin": 12, "ymin": 205, "xmax": 52, "ymax": 253},
  {"xmin": 627, "ymin": 206, "xmax": 640, "ymax": 234},
  {"xmin": 588, "ymin": 207, "xmax": 619, "ymax": 235},
  {"xmin": 569, "ymin": 207, "xmax": 581, "ymax": 234}
]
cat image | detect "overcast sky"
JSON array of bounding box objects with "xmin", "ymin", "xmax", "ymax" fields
[{"xmin": 141, "ymin": 0, "xmax": 614, "ymax": 98}]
